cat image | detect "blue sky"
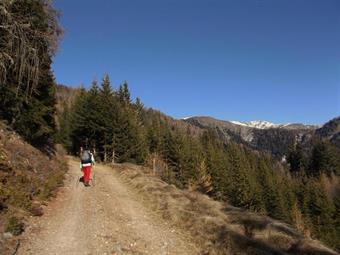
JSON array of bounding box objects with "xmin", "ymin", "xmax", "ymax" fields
[{"xmin": 53, "ymin": 0, "xmax": 340, "ymax": 125}]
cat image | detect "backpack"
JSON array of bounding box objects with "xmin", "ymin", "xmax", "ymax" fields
[{"xmin": 81, "ymin": 150, "xmax": 92, "ymax": 164}]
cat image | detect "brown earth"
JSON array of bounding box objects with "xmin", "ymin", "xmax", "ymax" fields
[{"xmin": 17, "ymin": 158, "xmax": 199, "ymax": 255}]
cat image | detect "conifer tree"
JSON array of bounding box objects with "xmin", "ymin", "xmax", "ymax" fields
[
  {"xmin": 287, "ymin": 143, "xmax": 306, "ymax": 173},
  {"xmin": 98, "ymin": 74, "xmax": 117, "ymax": 161},
  {"xmin": 225, "ymin": 144, "xmax": 263, "ymax": 211},
  {"xmin": 69, "ymin": 87, "xmax": 90, "ymax": 153},
  {"xmin": 302, "ymin": 180, "xmax": 336, "ymax": 244},
  {"xmin": 118, "ymin": 81, "xmax": 131, "ymax": 103},
  {"xmin": 256, "ymin": 159, "xmax": 281, "ymax": 216},
  {"xmin": 0, "ymin": 0, "xmax": 62, "ymax": 151},
  {"xmin": 188, "ymin": 159, "xmax": 213, "ymax": 195}
]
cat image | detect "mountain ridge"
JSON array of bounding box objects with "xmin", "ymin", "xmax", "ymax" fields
[
  {"xmin": 182, "ymin": 116, "xmax": 317, "ymax": 157},
  {"xmin": 182, "ymin": 116, "xmax": 320, "ymax": 130}
]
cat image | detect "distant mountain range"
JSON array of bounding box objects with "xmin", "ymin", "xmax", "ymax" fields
[
  {"xmin": 182, "ymin": 116, "xmax": 339, "ymax": 158},
  {"xmin": 183, "ymin": 117, "xmax": 319, "ymax": 130},
  {"xmin": 230, "ymin": 120, "xmax": 319, "ymax": 130}
]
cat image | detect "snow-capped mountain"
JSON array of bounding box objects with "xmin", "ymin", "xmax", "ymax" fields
[
  {"xmin": 230, "ymin": 120, "xmax": 281, "ymax": 129},
  {"xmin": 229, "ymin": 120, "xmax": 320, "ymax": 130},
  {"xmin": 182, "ymin": 116, "xmax": 318, "ymax": 157}
]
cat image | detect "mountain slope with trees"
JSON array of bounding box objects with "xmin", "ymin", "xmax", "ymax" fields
[
  {"xmin": 57, "ymin": 79, "xmax": 340, "ymax": 252},
  {"xmin": 316, "ymin": 117, "xmax": 340, "ymax": 147},
  {"xmin": 184, "ymin": 116, "xmax": 317, "ymax": 158}
]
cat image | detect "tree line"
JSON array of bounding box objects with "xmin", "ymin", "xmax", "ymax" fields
[{"xmin": 57, "ymin": 75, "xmax": 340, "ymax": 251}]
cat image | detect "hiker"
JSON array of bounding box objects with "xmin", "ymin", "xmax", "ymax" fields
[{"xmin": 80, "ymin": 147, "xmax": 95, "ymax": 187}]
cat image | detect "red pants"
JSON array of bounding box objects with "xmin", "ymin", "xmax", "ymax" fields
[{"xmin": 82, "ymin": 166, "xmax": 92, "ymax": 183}]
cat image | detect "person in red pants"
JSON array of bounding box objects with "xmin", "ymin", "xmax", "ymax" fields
[{"xmin": 80, "ymin": 147, "xmax": 95, "ymax": 187}]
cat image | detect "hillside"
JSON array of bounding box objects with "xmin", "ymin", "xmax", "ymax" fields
[
  {"xmin": 55, "ymin": 82, "xmax": 340, "ymax": 251},
  {"xmin": 183, "ymin": 116, "xmax": 318, "ymax": 157},
  {"xmin": 0, "ymin": 122, "xmax": 67, "ymax": 254},
  {"xmin": 17, "ymin": 158, "xmax": 339, "ymax": 255},
  {"xmin": 56, "ymin": 84, "xmax": 81, "ymax": 113},
  {"xmin": 316, "ymin": 117, "xmax": 340, "ymax": 147}
]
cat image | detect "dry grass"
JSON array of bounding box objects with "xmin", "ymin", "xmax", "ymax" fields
[
  {"xmin": 115, "ymin": 163, "xmax": 339, "ymax": 255},
  {"xmin": 0, "ymin": 122, "xmax": 67, "ymax": 254}
]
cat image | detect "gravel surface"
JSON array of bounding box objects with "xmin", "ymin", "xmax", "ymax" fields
[{"xmin": 18, "ymin": 158, "xmax": 198, "ymax": 255}]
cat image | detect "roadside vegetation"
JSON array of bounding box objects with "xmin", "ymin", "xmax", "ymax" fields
[{"xmin": 116, "ymin": 162, "xmax": 338, "ymax": 255}]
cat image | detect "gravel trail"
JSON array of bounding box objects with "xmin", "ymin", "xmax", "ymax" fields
[{"xmin": 18, "ymin": 158, "xmax": 198, "ymax": 255}]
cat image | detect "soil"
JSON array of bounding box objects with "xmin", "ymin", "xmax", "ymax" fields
[{"xmin": 18, "ymin": 158, "xmax": 199, "ymax": 255}]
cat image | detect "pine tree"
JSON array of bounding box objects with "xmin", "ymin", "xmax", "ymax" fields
[
  {"xmin": 310, "ymin": 141, "xmax": 339, "ymax": 176},
  {"xmin": 305, "ymin": 181, "xmax": 336, "ymax": 244},
  {"xmin": 291, "ymin": 201, "xmax": 311, "ymax": 237},
  {"xmin": 0, "ymin": 0, "xmax": 61, "ymax": 151},
  {"xmin": 256, "ymin": 159, "xmax": 286, "ymax": 217},
  {"xmin": 117, "ymin": 81, "xmax": 131, "ymax": 103},
  {"xmin": 69, "ymin": 87, "xmax": 90, "ymax": 153},
  {"xmin": 310, "ymin": 141, "xmax": 328, "ymax": 174},
  {"xmin": 188, "ymin": 159, "xmax": 213, "ymax": 195},
  {"xmin": 225, "ymin": 144, "xmax": 263, "ymax": 211},
  {"xmin": 287, "ymin": 143, "xmax": 306, "ymax": 173},
  {"xmin": 98, "ymin": 74, "xmax": 116, "ymax": 161}
]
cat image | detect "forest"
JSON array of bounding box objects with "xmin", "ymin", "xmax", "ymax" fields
[{"xmin": 57, "ymin": 76, "xmax": 340, "ymax": 251}]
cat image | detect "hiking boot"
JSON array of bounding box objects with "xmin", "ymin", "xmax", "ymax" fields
[{"xmin": 84, "ymin": 182, "xmax": 90, "ymax": 187}]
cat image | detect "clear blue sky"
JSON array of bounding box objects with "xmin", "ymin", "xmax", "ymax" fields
[{"xmin": 53, "ymin": 0, "xmax": 340, "ymax": 125}]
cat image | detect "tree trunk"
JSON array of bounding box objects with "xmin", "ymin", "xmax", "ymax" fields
[
  {"xmin": 153, "ymin": 156, "xmax": 156, "ymax": 176},
  {"xmin": 104, "ymin": 137, "xmax": 107, "ymax": 162},
  {"xmin": 112, "ymin": 150, "xmax": 115, "ymax": 164}
]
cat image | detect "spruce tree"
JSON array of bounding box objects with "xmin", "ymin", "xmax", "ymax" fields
[
  {"xmin": 225, "ymin": 144, "xmax": 263, "ymax": 211},
  {"xmin": 287, "ymin": 143, "xmax": 306, "ymax": 173},
  {"xmin": 0, "ymin": 0, "xmax": 62, "ymax": 151},
  {"xmin": 117, "ymin": 81, "xmax": 131, "ymax": 103}
]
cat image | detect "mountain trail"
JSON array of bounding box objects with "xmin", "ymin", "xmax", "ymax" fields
[{"xmin": 18, "ymin": 158, "xmax": 199, "ymax": 255}]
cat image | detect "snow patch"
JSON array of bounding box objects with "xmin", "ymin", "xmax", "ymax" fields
[
  {"xmin": 231, "ymin": 120, "xmax": 281, "ymax": 129},
  {"xmin": 230, "ymin": 121, "xmax": 248, "ymax": 127}
]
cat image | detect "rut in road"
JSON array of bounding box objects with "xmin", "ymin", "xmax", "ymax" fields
[{"xmin": 18, "ymin": 158, "xmax": 199, "ymax": 255}]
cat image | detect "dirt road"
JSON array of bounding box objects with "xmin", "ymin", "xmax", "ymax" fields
[{"xmin": 18, "ymin": 158, "xmax": 198, "ymax": 255}]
